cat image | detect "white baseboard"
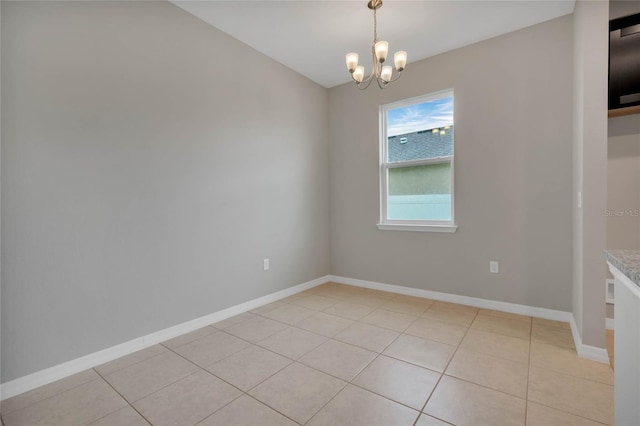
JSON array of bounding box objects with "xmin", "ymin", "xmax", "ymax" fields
[
  {"xmin": 328, "ymin": 275, "xmax": 573, "ymax": 322},
  {"xmin": 606, "ymin": 317, "xmax": 614, "ymax": 330},
  {"xmin": 1, "ymin": 275, "xmax": 330, "ymax": 400},
  {"xmin": 4, "ymin": 273, "xmax": 611, "ymax": 400},
  {"xmin": 329, "ymin": 275, "xmax": 610, "ymax": 364},
  {"xmin": 569, "ymin": 316, "xmax": 610, "ymax": 363}
]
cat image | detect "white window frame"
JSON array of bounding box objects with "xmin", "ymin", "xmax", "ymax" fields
[{"xmin": 377, "ymin": 90, "xmax": 457, "ymax": 233}]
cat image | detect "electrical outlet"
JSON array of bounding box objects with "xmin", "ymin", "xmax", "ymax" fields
[
  {"xmin": 263, "ymin": 259, "xmax": 270, "ymax": 271},
  {"xmin": 490, "ymin": 261, "xmax": 499, "ymax": 274}
]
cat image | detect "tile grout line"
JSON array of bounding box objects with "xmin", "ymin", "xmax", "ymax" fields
[
  {"xmin": 524, "ymin": 314, "xmax": 533, "ymax": 424},
  {"xmin": 302, "ymin": 310, "xmax": 423, "ymax": 426},
  {"xmin": 417, "ymin": 307, "xmax": 481, "ymax": 422},
  {"xmin": 162, "ymin": 334, "xmax": 306, "ymax": 425},
  {"xmin": 0, "ymin": 375, "xmax": 101, "ymax": 420},
  {"xmin": 91, "ymin": 368, "xmax": 155, "ymax": 426}
]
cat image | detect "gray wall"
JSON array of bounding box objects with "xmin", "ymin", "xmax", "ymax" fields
[
  {"xmin": 1, "ymin": 1, "xmax": 330, "ymax": 382},
  {"xmin": 328, "ymin": 16, "xmax": 574, "ymax": 311},
  {"xmin": 572, "ymin": 0, "xmax": 609, "ymax": 348}
]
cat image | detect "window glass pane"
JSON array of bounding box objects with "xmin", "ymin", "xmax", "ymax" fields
[
  {"xmin": 386, "ymin": 96, "xmax": 453, "ymax": 163},
  {"xmin": 387, "ymin": 163, "xmax": 451, "ymax": 221}
]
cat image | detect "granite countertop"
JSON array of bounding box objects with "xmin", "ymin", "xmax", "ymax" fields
[{"xmin": 606, "ymin": 249, "xmax": 640, "ymax": 287}]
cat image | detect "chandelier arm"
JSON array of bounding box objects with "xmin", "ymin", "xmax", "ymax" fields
[
  {"xmin": 387, "ymin": 70, "xmax": 403, "ymax": 83},
  {"xmin": 357, "ymin": 77, "xmax": 375, "ymax": 90}
]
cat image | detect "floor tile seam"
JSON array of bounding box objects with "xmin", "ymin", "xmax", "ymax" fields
[
  {"xmin": 530, "ymin": 337, "xmax": 577, "ymax": 351},
  {"xmin": 92, "ymin": 366, "xmax": 155, "ymax": 426},
  {"xmin": 400, "ymin": 331, "xmax": 464, "ymax": 348},
  {"xmin": 417, "ymin": 412, "xmax": 455, "ymax": 426},
  {"xmin": 526, "ymin": 367, "xmax": 614, "ymax": 424},
  {"xmin": 293, "ymin": 350, "xmax": 376, "ymax": 386},
  {"xmin": 291, "ymin": 302, "xmax": 339, "ymax": 312},
  {"xmin": 255, "ymin": 309, "xmax": 323, "ymax": 328},
  {"xmin": 380, "ymin": 345, "xmax": 455, "ymax": 375},
  {"xmin": 164, "ymin": 331, "xmax": 254, "ymax": 367},
  {"xmin": 357, "ymin": 310, "xmax": 422, "ymax": 333},
  {"xmin": 115, "ymin": 343, "xmax": 175, "ymax": 368},
  {"xmin": 289, "ymin": 320, "xmax": 354, "ymax": 339},
  {"xmin": 161, "ymin": 326, "xmax": 220, "ymax": 349},
  {"xmin": 297, "ymin": 380, "xmax": 350, "ymax": 426},
  {"xmin": 260, "ymin": 312, "xmax": 319, "ymax": 327},
  {"xmin": 526, "ymin": 363, "xmax": 614, "ymax": 387},
  {"xmin": 294, "ymin": 337, "xmax": 382, "ymax": 361},
  {"xmin": 467, "ymin": 323, "xmax": 532, "ymax": 341},
  {"xmin": 254, "ymin": 333, "xmax": 330, "ymax": 362},
  {"xmin": 207, "ymin": 356, "xmax": 294, "ymax": 395},
  {"xmin": 350, "ymin": 313, "xmax": 412, "ymax": 354},
  {"xmin": 476, "ymin": 312, "xmax": 533, "ymax": 324},
  {"xmin": 441, "ymin": 369, "xmax": 528, "ymax": 400},
  {"xmin": 419, "ymin": 309, "xmax": 479, "ymax": 415},
  {"xmin": 450, "ymin": 346, "xmax": 529, "ymax": 367},
  {"xmin": 346, "ymin": 378, "xmax": 431, "ymax": 413},
  {"xmin": 419, "ymin": 317, "xmax": 474, "ymax": 329},
  {"xmin": 319, "ymin": 300, "xmax": 379, "ymax": 319},
  {"xmin": 218, "ymin": 320, "xmax": 298, "ymax": 346},
  {"xmin": 523, "ymin": 311, "xmax": 532, "ymax": 423},
  {"xmin": 411, "ymin": 314, "xmax": 473, "ymax": 328},
  {"xmin": 0, "ymin": 374, "xmax": 103, "ymax": 417},
  {"xmin": 424, "ymin": 303, "xmax": 479, "ymax": 314},
  {"xmin": 524, "ymin": 398, "xmax": 612, "ymax": 426},
  {"xmin": 257, "ymin": 317, "xmax": 344, "ymax": 342},
  {"xmin": 219, "ymin": 393, "xmax": 304, "ymax": 426},
  {"xmin": 418, "ymin": 370, "xmax": 447, "ymax": 418},
  {"xmin": 532, "ymin": 321, "xmax": 574, "ymax": 332},
  {"xmin": 381, "ymin": 306, "xmax": 429, "ymax": 316},
  {"xmin": 317, "ymin": 308, "xmax": 369, "ymax": 321},
  {"xmin": 442, "ymin": 373, "xmax": 535, "ymax": 405},
  {"xmin": 158, "ymin": 347, "xmax": 247, "ymax": 397},
  {"xmin": 200, "ymin": 328, "xmax": 306, "ymax": 366},
  {"xmin": 190, "ymin": 392, "xmax": 249, "ymax": 426},
  {"xmin": 530, "ymin": 339, "xmax": 580, "ymax": 354},
  {"xmin": 364, "ymin": 306, "xmax": 421, "ymax": 320}
]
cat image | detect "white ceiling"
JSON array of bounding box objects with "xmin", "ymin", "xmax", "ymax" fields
[{"xmin": 172, "ymin": 1, "xmax": 575, "ymax": 88}]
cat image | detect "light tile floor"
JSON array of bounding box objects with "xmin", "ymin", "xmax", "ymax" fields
[{"xmin": 0, "ymin": 283, "xmax": 614, "ymax": 426}]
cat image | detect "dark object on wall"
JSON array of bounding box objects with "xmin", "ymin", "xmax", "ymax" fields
[{"xmin": 609, "ymin": 13, "xmax": 640, "ymax": 111}]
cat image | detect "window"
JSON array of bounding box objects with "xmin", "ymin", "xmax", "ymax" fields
[{"xmin": 378, "ymin": 90, "xmax": 456, "ymax": 232}]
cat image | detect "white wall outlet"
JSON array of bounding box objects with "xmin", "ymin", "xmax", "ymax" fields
[
  {"xmin": 263, "ymin": 258, "xmax": 270, "ymax": 271},
  {"xmin": 490, "ymin": 261, "xmax": 499, "ymax": 274}
]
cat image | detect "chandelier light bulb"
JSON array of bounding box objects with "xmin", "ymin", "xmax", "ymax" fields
[
  {"xmin": 346, "ymin": 52, "xmax": 359, "ymax": 73},
  {"xmin": 394, "ymin": 51, "xmax": 407, "ymax": 71},
  {"xmin": 353, "ymin": 66, "xmax": 365, "ymax": 83},
  {"xmin": 380, "ymin": 65, "xmax": 393, "ymax": 82},
  {"xmin": 374, "ymin": 41, "xmax": 389, "ymax": 63}
]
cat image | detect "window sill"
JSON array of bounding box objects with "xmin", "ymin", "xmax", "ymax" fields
[{"xmin": 376, "ymin": 223, "xmax": 458, "ymax": 233}]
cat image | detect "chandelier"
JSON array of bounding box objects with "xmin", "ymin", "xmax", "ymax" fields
[{"xmin": 345, "ymin": 0, "xmax": 407, "ymax": 90}]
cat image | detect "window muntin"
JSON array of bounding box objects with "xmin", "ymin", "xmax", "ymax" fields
[{"xmin": 380, "ymin": 90, "xmax": 455, "ymax": 228}]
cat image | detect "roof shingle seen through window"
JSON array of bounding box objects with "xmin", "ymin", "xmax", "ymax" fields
[{"xmin": 388, "ymin": 127, "xmax": 453, "ymax": 162}]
